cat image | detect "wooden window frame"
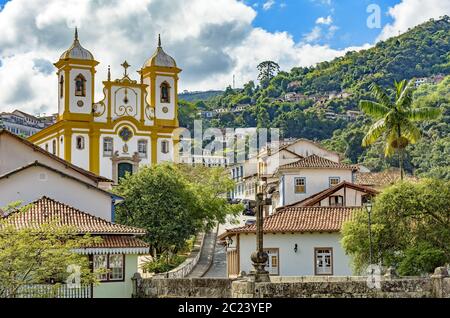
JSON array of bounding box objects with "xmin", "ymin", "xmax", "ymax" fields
[
  {"xmin": 91, "ymin": 254, "xmax": 125, "ymax": 283},
  {"xmin": 329, "ymin": 195, "xmax": 344, "ymax": 207},
  {"xmin": 138, "ymin": 139, "xmax": 148, "ymax": 158},
  {"xmin": 103, "ymin": 137, "xmax": 114, "ymax": 157},
  {"xmin": 294, "ymin": 177, "xmax": 306, "ymax": 194},
  {"xmin": 314, "ymin": 247, "xmax": 334, "ymax": 276},
  {"xmin": 264, "ymin": 248, "xmax": 280, "ymax": 276},
  {"xmin": 329, "ymin": 177, "xmax": 340, "ymax": 188}
]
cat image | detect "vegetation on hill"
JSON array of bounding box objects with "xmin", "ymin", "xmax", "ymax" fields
[{"xmin": 177, "ymin": 17, "xmax": 449, "ymax": 178}]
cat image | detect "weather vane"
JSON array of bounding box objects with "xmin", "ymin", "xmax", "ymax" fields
[{"xmin": 121, "ymin": 60, "xmax": 130, "ymax": 77}]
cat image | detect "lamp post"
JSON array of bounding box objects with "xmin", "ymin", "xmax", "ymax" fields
[{"xmin": 364, "ymin": 201, "xmax": 373, "ymax": 265}]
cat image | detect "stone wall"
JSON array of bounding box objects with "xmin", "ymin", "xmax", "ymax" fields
[
  {"xmin": 134, "ymin": 267, "xmax": 450, "ymax": 298},
  {"xmin": 139, "ymin": 278, "xmax": 233, "ymax": 298}
]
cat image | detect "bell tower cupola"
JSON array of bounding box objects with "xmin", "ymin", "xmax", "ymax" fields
[
  {"xmin": 54, "ymin": 27, "xmax": 99, "ymax": 122},
  {"xmin": 139, "ymin": 34, "xmax": 181, "ymax": 128}
]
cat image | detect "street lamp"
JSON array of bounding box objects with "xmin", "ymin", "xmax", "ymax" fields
[{"xmin": 364, "ymin": 200, "xmax": 373, "ymax": 266}]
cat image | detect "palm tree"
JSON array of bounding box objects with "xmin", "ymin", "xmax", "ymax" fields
[{"xmin": 359, "ymin": 80, "xmax": 442, "ymax": 180}]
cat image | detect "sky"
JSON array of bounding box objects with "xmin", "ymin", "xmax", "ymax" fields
[{"xmin": 0, "ymin": 0, "xmax": 449, "ymax": 115}]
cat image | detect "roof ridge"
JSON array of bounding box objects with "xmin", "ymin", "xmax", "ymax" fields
[{"xmin": 27, "ymin": 196, "xmax": 145, "ymax": 234}]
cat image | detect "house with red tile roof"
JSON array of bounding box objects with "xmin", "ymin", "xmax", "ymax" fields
[
  {"xmin": 1, "ymin": 196, "xmax": 149, "ymax": 298},
  {"xmin": 219, "ymin": 206, "xmax": 358, "ymax": 277}
]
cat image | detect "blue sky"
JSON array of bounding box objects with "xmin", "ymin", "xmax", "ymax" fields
[
  {"xmin": 0, "ymin": 0, "xmax": 399, "ymax": 49},
  {"xmin": 249, "ymin": 0, "xmax": 399, "ymax": 49}
]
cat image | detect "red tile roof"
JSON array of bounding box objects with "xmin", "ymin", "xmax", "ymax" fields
[
  {"xmin": 2, "ymin": 197, "xmax": 146, "ymax": 235},
  {"xmin": 355, "ymin": 170, "xmax": 418, "ymax": 187},
  {"xmin": 87, "ymin": 236, "xmax": 149, "ymax": 248},
  {"xmin": 219, "ymin": 206, "xmax": 357, "ymax": 238},
  {"xmin": 283, "ymin": 181, "xmax": 378, "ymax": 208},
  {"xmin": 279, "ymin": 154, "xmax": 358, "ymax": 170}
]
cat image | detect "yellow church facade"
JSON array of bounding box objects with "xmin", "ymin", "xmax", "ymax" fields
[{"xmin": 29, "ymin": 30, "xmax": 181, "ymax": 183}]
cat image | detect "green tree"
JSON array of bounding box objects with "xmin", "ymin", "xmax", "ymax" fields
[
  {"xmin": 0, "ymin": 202, "xmax": 100, "ymax": 298},
  {"xmin": 359, "ymin": 80, "xmax": 442, "ymax": 179},
  {"xmin": 341, "ymin": 179, "xmax": 450, "ymax": 275},
  {"xmin": 257, "ymin": 61, "xmax": 280, "ymax": 87},
  {"xmin": 114, "ymin": 164, "xmax": 241, "ymax": 257}
]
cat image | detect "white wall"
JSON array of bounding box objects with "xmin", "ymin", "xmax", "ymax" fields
[
  {"xmin": 0, "ymin": 133, "xmax": 96, "ymax": 186},
  {"xmin": 0, "ymin": 165, "xmax": 113, "ymax": 221},
  {"xmin": 111, "ymin": 86, "xmax": 141, "ymax": 122},
  {"xmin": 71, "ymin": 132, "xmax": 90, "ymax": 171},
  {"xmin": 286, "ymin": 140, "xmax": 340, "ymax": 162},
  {"xmin": 318, "ymin": 187, "xmax": 364, "ymax": 207},
  {"xmin": 236, "ymin": 232, "xmax": 352, "ymax": 276},
  {"xmin": 157, "ymin": 136, "xmax": 173, "ymax": 163},
  {"xmin": 69, "ymin": 68, "xmax": 93, "ymax": 114},
  {"xmin": 155, "ymin": 75, "xmax": 175, "ymax": 120},
  {"xmin": 280, "ymin": 169, "xmax": 353, "ymax": 206}
]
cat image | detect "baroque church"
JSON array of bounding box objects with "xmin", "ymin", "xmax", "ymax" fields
[{"xmin": 29, "ymin": 29, "xmax": 181, "ymax": 183}]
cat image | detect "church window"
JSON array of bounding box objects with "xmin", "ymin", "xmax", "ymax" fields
[
  {"xmin": 59, "ymin": 75, "xmax": 64, "ymax": 98},
  {"xmin": 76, "ymin": 136, "xmax": 85, "ymax": 150},
  {"xmin": 103, "ymin": 137, "xmax": 113, "ymax": 157},
  {"xmin": 160, "ymin": 82, "xmax": 171, "ymax": 103},
  {"xmin": 52, "ymin": 140, "xmax": 56, "ymax": 155},
  {"xmin": 45, "ymin": 144, "xmax": 49, "ymax": 152},
  {"xmin": 161, "ymin": 140, "xmax": 169, "ymax": 154},
  {"xmin": 74, "ymin": 74, "xmax": 86, "ymax": 97},
  {"xmin": 138, "ymin": 140, "xmax": 148, "ymax": 158}
]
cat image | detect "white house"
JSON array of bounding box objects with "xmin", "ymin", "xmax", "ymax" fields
[
  {"xmin": 276, "ymin": 154, "xmax": 358, "ymax": 208},
  {"xmin": 2, "ymin": 196, "xmax": 149, "ymax": 298},
  {"xmin": 219, "ymin": 206, "xmax": 357, "ymax": 277}
]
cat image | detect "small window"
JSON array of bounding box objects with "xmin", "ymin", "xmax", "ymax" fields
[
  {"xmin": 76, "ymin": 136, "xmax": 85, "ymax": 150},
  {"xmin": 103, "ymin": 137, "xmax": 113, "ymax": 157},
  {"xmin": 74, "ymin": 74, "xmax": 86, "ymax": 97},
  {"xmin": 161, "ymin": 140, "xmax": 169, "ymax": 154},
  {"xmin": 329, "ymin": 195, "xmax": 344, "ymax": 207},
  {"xmin": 138, "ymin": 140, "xmax": 148, "ymax": 158},
  {"xmin": 329, "ymin": 177, "xmax": 340, "ymax": 187},
  {"xmin": 294, "ymin": 177, "xmax": 306, "ymax": 193},
  {"xmin": 45, "ymin": 144, "xmax": 49, "ymax": 152},
  {"xmin": 315, "ymin": 248, "xmax": 333, "ymax": 275},
  {"xmin": 160, "ymin": 81, "xmax": 171, "ymax": 103},
  {"xmin": 108, "ymin": 255, "xmax": 124, "ymax": 281},
  {"xmin": 52, "ymin": 140, "xmax": 56, "ymax": 155},
  {"xmin": 92, "ymin": 254, "xmax": 125, "ymax": 282}
]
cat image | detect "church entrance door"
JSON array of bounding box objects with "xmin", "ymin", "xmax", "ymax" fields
[{"xmin": 118, "ymin": 162, "xmax": 133, "ymax": 180}]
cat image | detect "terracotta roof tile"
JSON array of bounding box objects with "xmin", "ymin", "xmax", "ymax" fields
[
  {"xmin": 87, "ymin": 236, "xmax": 149, "ymax": 248},
  {"xmin": 219, "ymin": 206, "xmax": 357, "ymax": 238},
  {"xmin": 279, "ymin": 154, "xmax": 357, "ymax": 170},
  {"xmin": 355, "ymin": 170, "xmax": 418, "ymax": 187},
  {"xmin": 2, "ymin": 197, "xmax": 146, "ymax": 235},
  {"xmin": 283, "ymin": 181, "xmax": 378, "ymax": 208}
]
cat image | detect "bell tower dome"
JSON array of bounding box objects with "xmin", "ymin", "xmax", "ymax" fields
[
  {"xmin": 139, "ymin": 35, "xmax": 181, "ymax": 128},
  {"xmin": 54, "ymin": 28, "xmax": 99, "ymax": 122}
]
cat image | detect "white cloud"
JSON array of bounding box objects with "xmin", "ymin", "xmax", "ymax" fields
[
  {"xmin": 316, "ymin": 15, "xmax": 333, "ymax": 25},
  {"xmin": 377, "ymin": 0, "xmax": 450, "ymax": 41},
  {"xmin": 262, "ymin": 0, "xmax": 275, "ymax": 11},
  {"xmin": 0, "ymin": 0, "xmax": 370, "ymax": 115},
  {"xmin": 303, "ymin": 26, "xmax": 322, "ymax": 43}
]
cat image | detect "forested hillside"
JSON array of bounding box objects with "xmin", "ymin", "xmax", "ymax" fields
[{"xmin": 178, "ymin": 17, "xmax": 450, "ymax": 178}]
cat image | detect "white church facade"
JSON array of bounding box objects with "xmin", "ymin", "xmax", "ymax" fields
[{"xmin": 29, "ymin": 29, "xmax": 181, "ymax": 183}]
